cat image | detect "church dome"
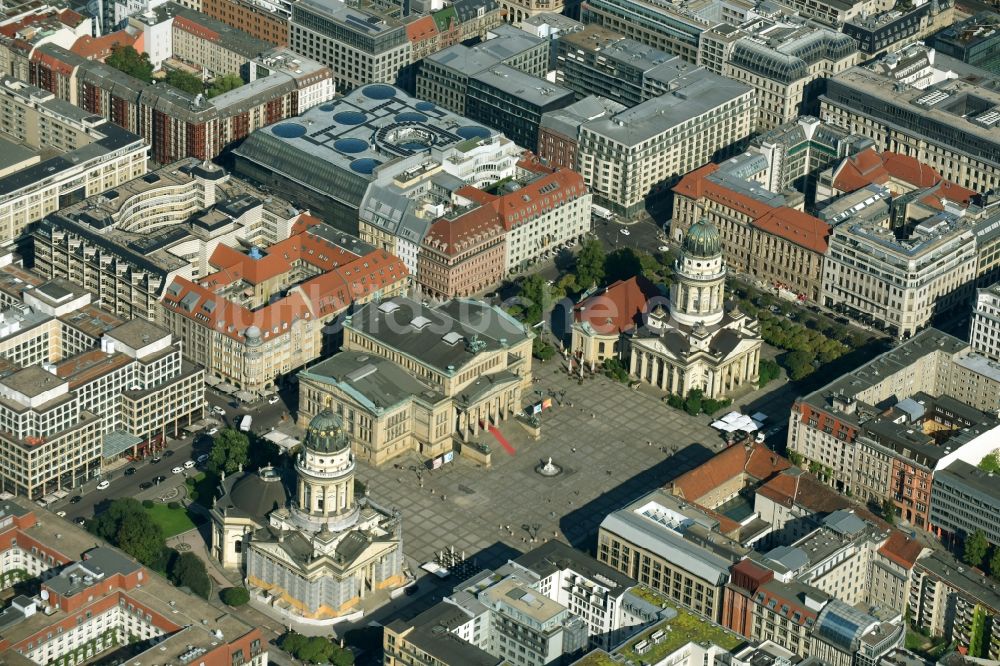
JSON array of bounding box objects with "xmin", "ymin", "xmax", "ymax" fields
[
  {"xmin": 228, "ymin": 467, "xmax": 288, "ymax": 518},
  {"xmin": 303, "ymin": 409, "xmax": 349, "ymax": 453},
  {"xmin": 682, "ymin": 219, "xmax": 722, "ymax": 258}
]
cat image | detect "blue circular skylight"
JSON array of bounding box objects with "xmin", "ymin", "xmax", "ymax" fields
[
  {"xmin": 396, "ymin": 112, "xmax": 428, "ymax": 123},
  {"xmin": 349, "ymin": 158, "xmax": 382, "ymax": 175},
  {"xmin": 320, "ymin": 103, "xmax": 337, "ymax": 111},
  {"xmin": 272, "ymin": 123, "xmax": 306, "ymax": 138},
  {"xmin": 334, "ymin": 138, "xmax": 369, "ymax": 154},
  {"xmin": 362, "ymin": 84, "xmax": 396, "ymax": 100},
  {"xmin": 334, "ymin": 111, "xmax": 367, "ymax": 125},
  {"xmin": 456, "ymin": 125, "xmax": 491, "ymax": 140},
  {"xmin": 415, "ymin": 101, "xmax": 435, "ymax": 111}
]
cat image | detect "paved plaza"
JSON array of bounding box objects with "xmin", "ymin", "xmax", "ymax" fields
[{"xmin": 355, "ymin": 358, "xmax": 746, "ymax": 574}]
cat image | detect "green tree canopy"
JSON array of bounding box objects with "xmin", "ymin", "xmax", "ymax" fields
[
  {"xmin": 280, "ymin": 631, "xmax": 354, "ymax": 664},
  {"xmin": 514, "ymin": 274, "xmax": 547, "ymax": 325},
  {"xmin": 89, "ymin": 498, "xmax": 165, "ymax": 566},
  {"xmin": 169, "ymin": 552, "xmax": 211, "ymax": 599},
  {"xmin": 207, "ymin": 74, "xmax": 244, "ymax": 97},
  {"xmin": 758, "ymin": 358, "xmax": 781, "ymax": 387},
  {"xmin": 209, "ymin": 428, "xmax": 249, "ymax": 475},
  {"xmin": 964, "ymin": 530, "xmax": 989, "ymax": 568},
  {"xmin": 979, "ymin": 451, "xmax": 1000, "ymax": 474},
  {"xmin": 990, "ymin": 547, "xmax": 1000, "ymax": 579},
  {"xmin": 220, "ymin": 586, "xmax": 250, "ymax": 606},
  {"xmin": 164, "ymin": 69, "xmax": 205, "ymax": 95},
  {"xmin": 604, "ymin": 248, "xmax": 643, "ymax": 285},
  {"xmin": 574, "ymin": 239, "xmax": 605, "ymax": 289},
  {"xmin": 783, "ymin": 350, "xmax": 816, "ymax": 381},
  {"xmin": 881, "ymin": 498, "xmax": 896, "ymax": 525},
  {"xmin": 532, "ymin": 337, "xmax": 555, "ymax": 361},
  {"xmin": 106, "ymin": 46, "xmax": 153, "ymax": 83}
]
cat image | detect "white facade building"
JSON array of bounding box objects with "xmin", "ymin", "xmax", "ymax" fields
[{"xmin": 970, "ymin": 283, "xmax": 1000, "ymax": 361}]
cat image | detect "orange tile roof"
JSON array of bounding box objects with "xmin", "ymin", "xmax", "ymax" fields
[
  {"xmin": 574, "ymin": 276, "xmax": 660, "ymax": 335},
  {"xmin": 71, "ymin": 31, "xmax": 138, "ymax": 60},
  {"xmin": 55, "ymin": 350, "xmax": 133, "ymax": 390},
  {"xmin": 919, "ymin": 180, "xmax": 977, "ymax": 210},
  {"xmin": 669, "ymin": 441, "xmax": 789, "ymax": 503},
  {"xmin": 30, "ymin": 48, "xmax": 79, "ymax": 76},
  {"xmin": 753, "ymin": 207, "xmax": 830, "ymax": 254},
  {"xmin": 756, "ymin": 468, "xmax": 886, "ymax": 527},
  {"xmin": 425, "ymin": 205, "xmax": 505, "ymax": 256},
  {"xmin": 833, "ymin": 148, "xmax": 944, "ymax": 193},
  {"xmin": 878, "ymin": 531, "xmax": 925, "ymax": 570},
  {"xmin": 406, "ymin": 15, "xmax": 439, "ymax": 42}
]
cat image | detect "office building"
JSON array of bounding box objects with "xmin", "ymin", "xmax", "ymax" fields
[
  {"xmin": 820, "ymin": 56, "xmax": 1000, "ymax": 193},
  {"xmin": 930, "ymin": 459, "xmax": 1000, "ymax": 548},
  {"xmin": 628, "ymin": 220, "xmax": 763, "ymax": 399},
  {"xmin": 32, "ymin": 158, "xmax": 300, "ymax": 323},
  {"xmin": 419, "ymin": 160, "xmax": 590, "ymax": 297},
  {"xmin": 556, "ymin": 26, "xmax": 703, "ymax": 107},
  {"xmin": 930, "ymin": 12, "xmax": 1000, "ymax": 75},
  {"xmin": 970, "ymin": 282, "xmax": 1000, "ymax": 361},
  {"xmin": 0, "ymin": 499, "xmax": 267, "ymax": 664},
  {"xmin": 0, "ymin": 77, "xmax": 146, "ymax": 248},
  {"xmin": 570, "ymin": 276, "xmax": 661, "ymax": 367},
  {"xmin": 0, "ymin": 265, "xmax": 203, "ymax": 500},
  {"xmin": 672, "ymin": 154, "xmax": 830, "ymax": 301},
  {"xmin": 297, "ymin": 296, "xmax": 532, "ymax": 464},
  {"xmin": 211, "ymin": 409, "xmax": 405, "ymax": 618},
  {"xmin": 234, "ymin": 83, "xmax": 520, "ymax": 233},
  {"xmin": 843, "ymin": 0, "xmax": 954, "ymax": 56},
  {"xmin": 774, "ymin": 0, "xmax": 892, "ymax": 27},
  {"xmin": 537, "ymin": 95, "xmax": 625, "ymax": 170},
  {"xmin": 576, "ymin": 69, "xmax": 754, "ymax": 218},
  {"xmin": 702, "ymin": 16, "xmax": 859, "ymax": 132},
  {"xmin": 810, "ymin": 600, "xmax": 904, "ymax": 666},
  {"xmin": 29, "ymin": 43, "xmax": 333, "ymax": 162},
  {"xmin": 416, "ymin": 24, "xmax": 548, "ymax": 115},
  {"xmin": 909, "ymin": 549, "xmax": 1000, "ymax": 660},
  {"xmin": 518, "ymin": 12, "xmax": 582, "ymax": 70},
  {"xmin": 787, "ymin": 328, "xmax": 1000, "ymax": 498},
  {"xmin": 580, "ymin": 0, "xmax": 714, "ymax": 65},
  {"xmin": 598, "ymin": 489, "xmax": 750, "ymax": 622},
  {"xmin": 160, "ymin": 216, "xmax": 408, "ymax": 398},
  {"xmin": 200, "ymin": 0, "xmax": 292, "ymax": 45}
]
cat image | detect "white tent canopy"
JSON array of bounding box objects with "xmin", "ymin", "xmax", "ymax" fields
[{"xmin": 711, "ymin": 411, "xmax": 762, "ymax": 433}]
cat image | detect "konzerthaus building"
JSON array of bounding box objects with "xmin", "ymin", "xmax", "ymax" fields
[
  {"xmin": 297, "ymin": 296, "xmax": 532, "ymax": 465},
  {"xmin": 31, "ymin": 158, "xmax": 300, "ymax": 323}
]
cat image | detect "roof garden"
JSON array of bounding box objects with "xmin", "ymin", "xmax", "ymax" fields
[{"xmin": 573, "ymin": 650, "xmax": 618, "ymax": 666}]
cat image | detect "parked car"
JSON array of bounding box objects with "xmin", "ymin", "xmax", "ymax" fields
[
  {"xmin": 139, "ymin": 481, "xmax": 153, "ymax": 490},
  {"xmin": 172, "ymin": 466, "xmax": 184, "ymax": 474},
  {"xmin": 212, "ymin": 406, "xmax": 226, "ymax": 416},
  {"xmin": 69, "ymin": 495, "xmax": 82, "ymax": 504},
  {"xmin": 620, "ymin": 228, "xmax": 630, "ymax": 236},
  {"xmin": 124, "ymin": 467, "xmax": 137, "ymax": 476},
  {"xmin": 151, "ymin": 455, "xmax": 162, "ymax": 464},
  {"xmin": 183, "ymin": 460, "xmax": 195, "ymax": 469},
  {"xmin": 74, "ymin": 517, "xmax": 86, "ymax": 526},
  {"xmin": 206, "ymin": 427, "xmax": 219, "ymax": 436},
  {"xmin": 268, "ymin": 395, "xmax": 280, "ymax": 405},
  {"xmin": 96, "ymin": 480, "xmax": 110, "ymax": 490},
  {"xmin": 196, "ymin": 453, "xmax": 209, "ymax": 464},
  {"xmin": 154, "ymin": 475, "xmax": 166, "ymax": 484},
  {"xmin": 56, "ymin": 510, "xmax": 67, "ymax": 518}
]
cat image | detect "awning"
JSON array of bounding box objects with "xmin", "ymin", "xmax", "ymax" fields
[
  {"xmin": 751, "ymin": 412, "xmax": 768, "ymax": 423},
  {"xmin": 234, "ymin": 390, "xmax": 256, "ymax": 403},
  {"xmin": 217, "ymin": 382, "xmax": 237, "ymax": 394},
  {"xmin": 710, "ymin": 411, "xmax": 759, "ymax": 433},
  {"xmin": 204, "ymin": 376, "xmax": 221, "ymax": 387},
  {"xmin": 264, "ymin": 431, "xmax": 300, "ymax": 451},
  {"xmin": 103, "ymin": 431, "xmax": 143, "ymax": 458}
]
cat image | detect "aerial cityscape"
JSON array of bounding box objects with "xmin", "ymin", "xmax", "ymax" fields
[{"xmin": 0, "ymin": 0, "xmax": 996, "ymax": 662}]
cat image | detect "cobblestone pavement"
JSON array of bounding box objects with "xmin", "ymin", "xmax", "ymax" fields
[{"xmin": 354, "ymin": 359, "xmax": 768, "ymax": 572}]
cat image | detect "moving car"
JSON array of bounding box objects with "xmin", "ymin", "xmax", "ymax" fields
[
  {"xmin": 74, "ymin": 517, "xmax": 86, "ymax": 526},
  {"xmin": 172, "ymin": 466, "xmax": 184, "ymax": 474},
  {"xmin": 151, "ymin": 455, "xmax": 162, "ymax": 464},
  {"xmin": 96, "ymin": 480, "xmax": 110, "ymax": 490},
  {"xmin": 206, "ymin": 427, "xmax": 219, "ymax": 436},
  {"xmin": 268, "ymin": 395, "xmax": 280, "ymax": 405},
  {"xmin": 139, "ymin": 481, "xmax": 153, "ymax": 490},
  {"xmin": 69, "ymin": 495, "xmax": 82, "ymax": 504},
  {"xmin": 56, "ymin": 510, "xmax": 66, "ymax": 517},
  {"xmin": 154, "ymin": 475, "xmax": 166, "ymax": 483},
  {"xmin": 620, "ymin": 228, "xmax": 630, "ymax": 236},
  {"xmin": 124, "ymin": 467, "xmax": 136, "ymax": 475},
  {"xmin": 212, "ymin": 405, "xmax": 226, "ymax": 416}
]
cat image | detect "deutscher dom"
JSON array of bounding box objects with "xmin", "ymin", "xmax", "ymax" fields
[
  {"xmin": 629, "ymin": 219, "xmax": 762, "ymax": 399},
  {"xmin": 210, "ymin": 409, "xmax": 404, "ymax": 620}
]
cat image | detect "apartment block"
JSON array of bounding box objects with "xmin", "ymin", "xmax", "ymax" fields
[
  {"xmin": 0, "ymin": 500, "xmax": 267, "ymax": 665},
  {"xmin": 30, "ymin": 43, "xmax": 333, "ymax": 162},
  {"xmin": 774, "ymin": 0, "xmax": 892, "ymax": 27},
  {"xmin": 787, "ymin": 328, "xmax": 1000, "ymax": 499},
  {"xmin": 580, "ymin": 0, "xmax": 715, "ymax": 64},
  {"xmin": 161, "ymin": 216, "xmax": 408, "ymax": 397},
  {"xmin": 0, "ymin": 77, "xmax": 146, "ymax": 248},
  {"xmin": 970, "ymin": 282, "xmax": 1000, "ymax": 361},
  {"xmin": 843, "ymin": 0, "xmax": 954, "ymax": 56},
  {"xmin": 537, "ymin": 95, "xmax": 625, "ymax": 170},
  {"xmin": 672, "ymin": 155, "xmax": 830, "ymax": 301},
  {"xmin": 31, "ymin": 158, "xmax": 299, "ymax": 323},
  {"xmin": 0, "ymin": 265, "xmax": 202, "ymax": 500},
  {"xmin": 0, "ymin": 5, "xmax": 92, "ymax": 82},
  {"xmin": 200, "ymin": 0, "xmax": 291, "ymax": 45},
  {"xmin": 820, "ymin": 54, "xmax": 1000, "ymax": 193},
  {"xmin": 576, "ymin": 69, "xmax": 753, "ymax": 218},
  {"xmin": 930, "ymin": 459, "xmax": 1000, "ymax": 548},
  {"xmin": 909, "ymin": 549, "xmax": 1000, "ymax": 660}
]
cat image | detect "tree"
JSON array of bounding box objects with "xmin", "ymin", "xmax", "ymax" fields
[
  {"xmin": 220, "ymin": 586, "xmax": 250, "ymax": 606},
  {"xmin": 881, "ymin": 499, "xmax": 896, "ymax": 525},
  {"xmin": 164, "ymin": 69, "xmax": 204, "ymax": 95},
  {"xmin": 969, "ymin": 605, "xmax": 987, "ymax": 658},
  {"xmin": 964, "ymin": 530, "xmax": 989, "ymax": 568},
  {"xmin": 602, "ymin": 357, "xmax": 629, "ymax": 383},
  {"xmin": 782, "ymin": 350, "xmax": 816, "ymax": 381},
  {"xmin": 683, "ymin": 389, "xmax": 702, "ymax": 416},
  {"xmin": 207, "ymin": 73, "xmax": 244, "ymax": 97},
  {"xmin": 532, "ymin": 337, "xmax": 555, "ymax": 361},
  {"xmin": 990, "ymin": 547, "xmax": 1000, "ymax": 579},
  {"xmin": 89, "ymin": 498, "xmax": 165, "ymax": 567},
  {"xmin": 758, "ymin": 358, "xmax": 781, "ymax": 387},
  {"xmin": 513, "ymin": 274, "xmax": 547, "ymax": 325},
  {"xmin": 106, "ymin": 46, "xmax": 153, "ymax": 83},
  {"xmin": 574, "ymin": 239, "xmax": 605, "ymax": 289},
  {"xmin": 169, "ymin": 552, "xmax": 211, "ymax": 599},
  {"xmin": 280, "ymin": 631, "xmax": 353, "ymax": 665},
  {"xmin": 209, "ymin": 428, "xmax": 249, "ymax": 475},
  {"xmin": 979, "ymin": 451, "xmax": 1000, "ymax": 474},
  {"xmin": 604, "ymin": 248, "xmax": 643, "ymax": 284},
  {"xmin": 787, "ymin": 450, "xmax": 803, "ymax": 466}
]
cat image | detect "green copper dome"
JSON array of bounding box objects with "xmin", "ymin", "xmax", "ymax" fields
[
  {"xmin": 682, "ymin": 219, "xmax": 722, "ymax": 258},
  {"xmin": 304, "ymin": 409, "xmax": 349, "ymax": 453}
]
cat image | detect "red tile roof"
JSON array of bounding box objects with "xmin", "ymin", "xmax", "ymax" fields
[
  {"xmin": 878, "ymin": 531, "xmax": 925, "ymax": 570},
  {"xmin": 669, "ymin": 441, "xmax": 790, "ymax": 503},
  {"xmin": 71, "ymin": 31, "xmax": 138, "ymax": 60},
  {"xmin": 424, "ymin": 205, "xmax": 505, "ymax": 257},
  {"xmin": 833, "ymin": 148, "xmax": 952, "ymax": 195},
  {"xmin": 753, "ymin": 207, "xmax": 830, "ymax": 254},
  {"xmin": 406, "ymin": 15, "xmax": 438, "ymax": 42},
  {"xmin": 756, "ymin": 468, "xmax": 887, "ymax": 527},
  {"xmin": 574, "ymin": 276, "xmax": 660, "ymax": 335}
]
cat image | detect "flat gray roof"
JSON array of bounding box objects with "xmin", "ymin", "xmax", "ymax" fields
[
  {"xmin": 935, "ymin": 459, "xmax": 1000, "ymax": 502},
  {"xmin": 0, "ymin": 365, "xmax": 65, "ymax": 398},
  {"xmin": 471, "ymin": 64, "xmax": 574, "ymax": 105},
  {"xmin": 300, "ymin": 352, "xmax": 444, "ymax": 412}
]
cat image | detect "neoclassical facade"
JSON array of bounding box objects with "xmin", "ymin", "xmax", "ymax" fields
[
  {"xmin": 629, "ymin": 220, "xmax": 762, "ymax": 399},
  {"xmin": 210, "ymin": 410, "xmax": 405, "ymax": 619}
]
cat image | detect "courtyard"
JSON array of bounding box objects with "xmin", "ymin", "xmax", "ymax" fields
[{"xmin": 355, "ymin": 355, "xmax": 792, "ymax": 574}]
